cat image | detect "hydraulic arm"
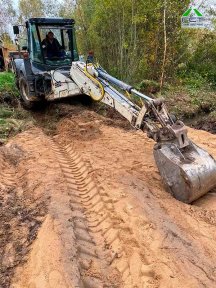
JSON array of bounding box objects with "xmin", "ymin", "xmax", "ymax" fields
[{"xmin": 70, "ymin": 61, "xmax": 216, "ymax": 203}]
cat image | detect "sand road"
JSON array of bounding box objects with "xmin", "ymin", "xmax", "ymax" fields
[{"xmin": 0, "ymin": 106, "xmax": 216, "ymax": 288}]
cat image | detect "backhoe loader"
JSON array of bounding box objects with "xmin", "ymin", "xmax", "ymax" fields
[{"xmin": 12, "ymin": 17, "xmax": 216, "ymax": 203}]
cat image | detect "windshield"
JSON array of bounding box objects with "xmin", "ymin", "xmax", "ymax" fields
[{"xmin": 30, "ymin": 23, "xmax": 79, "ymax": 66}]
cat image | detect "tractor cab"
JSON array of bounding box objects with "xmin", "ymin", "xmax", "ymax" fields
[
  {"xmin": 13, "ymin": 18, "xmax": 79, "ymax": 71},
  {"xmin": 12, "ymin": 18, "xmax": 80, "ymax": 109}
]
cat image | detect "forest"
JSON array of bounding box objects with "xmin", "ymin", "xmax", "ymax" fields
[{"xmin": 1, "ymin": 0, "xmax": 216, "ymax": 125}]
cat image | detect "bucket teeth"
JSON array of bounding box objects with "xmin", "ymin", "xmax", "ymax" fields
[{"xmin": 154, "ymin": 142, "xmax": 216, "ymax": 203}]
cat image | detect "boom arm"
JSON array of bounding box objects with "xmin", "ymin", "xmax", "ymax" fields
[
  {"xmin": 70, "ymin": 61, "xmax": 216, "ymax": 204},
  {"xmin": 71, "ymin": 62, "xmax": 189, "ymax": 149}
]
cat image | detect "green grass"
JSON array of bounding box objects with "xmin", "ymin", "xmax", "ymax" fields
[
  {"xmin": 0, "ymin": 107, "xmax": 14, "ymax": 118},
  {"xmin": 0, "ymin": 72, "xmax": 41, "ymax": 141},
  {"xmin": 0, "ymin": 72, "xmax": 18, "ymax": 96},
  {"xmin": 161, "ymin": 81, "xmax": 216, "ymax": 121}
]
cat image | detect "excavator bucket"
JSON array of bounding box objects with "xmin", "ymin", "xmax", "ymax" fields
[{"xmin": 154, "ymin": 142, "xmax": 216, "ymax": 203}]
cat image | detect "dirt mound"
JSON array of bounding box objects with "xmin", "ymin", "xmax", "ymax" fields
[
  {"xmin": 1, "ymin": 106, "xmax": 216, "ymax": 287},
  {"xmin": 57, "ymin": 117, "xmax": 102, "ymax": 141},
  {"xmin": 191, "ymin": 119, "xmax": 216, "ymax": 134}
]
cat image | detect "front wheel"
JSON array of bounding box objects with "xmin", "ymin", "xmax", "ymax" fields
[{"xmin": 19, "ymin": 76, "xmax": 42, "ymax": 110}]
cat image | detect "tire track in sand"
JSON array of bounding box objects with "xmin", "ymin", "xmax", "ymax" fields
[
  {"xmin": 51, "ymin": 140, "xmax": 121, "ymax": 288},
  {"xmin": 51, "ymin": 140, "xmax": 159, "ymax": 288}
]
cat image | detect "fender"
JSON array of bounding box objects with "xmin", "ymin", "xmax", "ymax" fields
[{"xmin": 13, "ymin": 59, "xmax": 26, "ymax": 77}]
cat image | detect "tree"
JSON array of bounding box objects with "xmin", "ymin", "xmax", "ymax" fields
[
  {"xmin": 18, "ymin": 0, "xmax": 45, "ymax": 22},
  {"xmin": 0, "ymin": 0, "xmax": 16, "ymax": 35},
  {"xmin": 73, "ymin": 0, "xmax": 190, "ymax": 84},
  {"xmin": 59, "ymin": 0, "xmax": 76, "ymax": 18},
  {"xmin": 18, "ymin": 0, "xmax": 62, "ymax": 22},
  {"xmin": 44, "ymin": 0, "xmax": 62, "ymax": 17}
]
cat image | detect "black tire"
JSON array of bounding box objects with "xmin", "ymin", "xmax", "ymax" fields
[
  {"xmin": 15, "ymin": 74, "xmax": 19, "ymax": 89},
  {"xmin": 80, "ymin": 94, "xmax": 93, "ymax": 106},
  {"xmin": 19, "ymin": 76, "xmax": 41, "ymax": 110}
]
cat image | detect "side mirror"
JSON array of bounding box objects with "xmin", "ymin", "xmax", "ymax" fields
[
  {"xmin": 13, "ymin": 26, "xmax": 19, "ymax": 35},
  {"xmin": 14, "ymin": 38, "xmax": 19, "ymax": 46}
]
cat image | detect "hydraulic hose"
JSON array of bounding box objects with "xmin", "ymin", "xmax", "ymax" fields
[
  {"xmin": 83, "ymin": 66, "xmax": 105, "ymax": 101},
  {"xmin": 96, "ymin": 68, "xmax": 153, "ymax": 104}
]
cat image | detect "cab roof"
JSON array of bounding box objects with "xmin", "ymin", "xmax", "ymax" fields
[{"xmin": 27, "ymin": 18, "xmax": 75, "ymax": 25}]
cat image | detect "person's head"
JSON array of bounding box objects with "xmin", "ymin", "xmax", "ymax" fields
[
  {"xmin": 47, "ymin": 31, "xmax": 54, "ymax": 41},
  {"xmin": 88, "ymin": 50, "xmax": 94, "ymax": 56}
]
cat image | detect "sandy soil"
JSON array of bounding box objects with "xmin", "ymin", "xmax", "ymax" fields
[{"xmin": 1, "ymin": 105, "xmax": 216, "ymax": 287}]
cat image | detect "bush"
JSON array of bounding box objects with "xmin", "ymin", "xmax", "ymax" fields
[
  {"xmin": 0, "ymin": 72, "xmax": 18, "ymax": 96},
  {"xmin": 186, "ymin": 33, "xmax": 216, "ymax": 87},
  {"xmin": 138, "ymin": 79, "xmax": 160, "ymax": 94}
]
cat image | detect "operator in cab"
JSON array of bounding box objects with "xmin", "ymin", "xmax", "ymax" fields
[{"xmin": 42, "ymin": 31, "xmax": 64, "ymax": 59}]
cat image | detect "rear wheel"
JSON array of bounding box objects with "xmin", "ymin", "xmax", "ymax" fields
[{"xmin": 19, "ymin": 76, "xmax": 42, "ymax": 110}]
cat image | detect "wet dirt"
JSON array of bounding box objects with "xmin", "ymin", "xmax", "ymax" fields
[
  {"xmin": 185, "ymin": 114, "xmax": 216, "ymax": 135},
  {"xmin": 1, "ymin": 104, "xmax": 216, "ymax": 287}
]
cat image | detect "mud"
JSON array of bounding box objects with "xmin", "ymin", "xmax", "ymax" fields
[
  {"xmin": 191, "ymin": 119, "xmax": 216, "ymax": 134},
  {"xmin": 1, "ymin": 105, "xmax": 216, "ymax": 287}
]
